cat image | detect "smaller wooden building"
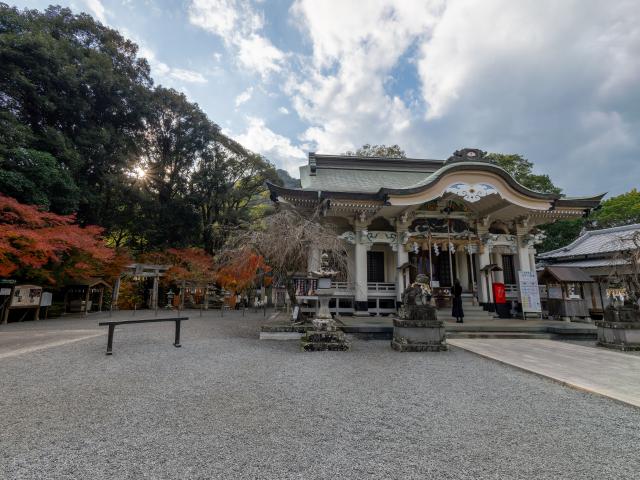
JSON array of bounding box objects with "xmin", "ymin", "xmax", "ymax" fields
[
  {"xmin": 64, "ymin": 279, "xmax": 111, "ymax": 314},
  {"xmin": 538, "ymin": 266, "xmax": 593, "ymax": 321}
]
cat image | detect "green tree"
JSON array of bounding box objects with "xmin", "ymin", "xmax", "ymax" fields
[
  {"xmin": 345, "ymin": 144, "xmax": 407, "ymax": 158},
  {"xmin": 135, "ymin": 87, "xmax": 214, "ymax": 248},
  {"xmin": 276, "ymin": 169, "xmax": 301, "ymax": 188},
  {"xmin": 537, "ymin": 190, "xmax": 640, "ymax": 253},
  {"xmin": 191, "ymin": 137, "xmax": 279, "ymax": 253},
  {"xmin": 0, "ymin": 148, "xmax": 79, "ymax": 213},
  {"xmin": 485, "ymin": 153, "xmax": 562, "ymax": 194},
  {"xmin": 591, "ymin": 189, "xmax": 640, "ymax": 228},
  {"xmin": 0, "ymin": 3, "xmax": 151, "ymax": 225},
  {"xmin": 537, "ymin": 219, "xmax": 584, "ymax": 253},
  {"xmin": 0, "ymin": 3, "xmax": 285, "ymax": 257}
]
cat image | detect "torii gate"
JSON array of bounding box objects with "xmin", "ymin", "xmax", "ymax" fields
[{"xmin": 111, "ymin": 263, "xmax": 170, "ymax": 312}]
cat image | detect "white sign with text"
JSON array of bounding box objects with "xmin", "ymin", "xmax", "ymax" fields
[{"xmin": 518, "ymin": 271, "xmax": 542, "ymax": 313}]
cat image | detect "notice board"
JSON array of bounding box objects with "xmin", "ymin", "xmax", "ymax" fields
[{"xmin": 518, "ymin": 271, "xmax": 541, "ymax": 313}]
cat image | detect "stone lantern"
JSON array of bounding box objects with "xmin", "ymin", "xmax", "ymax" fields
[{"xmin": 300, "ymin": 252, "xmax": 351, "ymax": 351}]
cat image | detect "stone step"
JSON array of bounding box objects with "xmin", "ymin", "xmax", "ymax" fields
[
  {"xmin": 447, "ymin": 332, "xmax": 553, "ymax": 339},
  {"xmin": 440, "ymin": 317, "xmax": 497, "ymax": 322},
  {"xmin": 438, "ymin": 312, "xmax": 495, "ymax": 319}
]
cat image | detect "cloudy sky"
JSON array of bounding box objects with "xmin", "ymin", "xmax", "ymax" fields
[{"xmin": 11, "ymin": 0, "xmax": 640, "ymax": 196}]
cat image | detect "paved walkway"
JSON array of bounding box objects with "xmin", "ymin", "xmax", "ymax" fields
[
  {"xmin": 449, "ymin": 339, "xmax": 640, "ymax": 408},
  {"xmin": 0, "ymin": 328, "xmax": 102, "ymax": 360}
]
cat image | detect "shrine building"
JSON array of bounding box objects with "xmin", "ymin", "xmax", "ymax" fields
[{"xmin": 266, "ymin": 148, "xmax": 603, "ymax": 317}]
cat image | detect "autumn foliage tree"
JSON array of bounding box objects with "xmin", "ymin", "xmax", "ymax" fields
[
  {"xmin": 223, "ymin": 208, "xmax": 348, "ymax": 306},
  {"xmin": 161, "ymin": 248, "xmax": 217, "ymax": 285},
  {"xmin": 0, "ymin": 195, "xmax": 124, "ymax": 285},
  {"xmin": 216, "ymin": 249, "xmax": 269, "ymax": 293}
]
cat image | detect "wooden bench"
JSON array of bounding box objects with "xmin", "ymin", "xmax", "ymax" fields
[{"xmin": 98, "ymin": 317, "xmax": 188, "ymax": 355}]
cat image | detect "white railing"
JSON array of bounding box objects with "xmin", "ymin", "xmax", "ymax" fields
[
  {"xmin": 367, "ymin": 282, "xmax": 396, "ymax": 292},
  {"xmin": 330, "ymin": 282, "xmax": 397, "ymax": 295}
]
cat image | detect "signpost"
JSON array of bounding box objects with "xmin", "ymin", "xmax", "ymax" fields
[
  {"xmin": 518, "ymin": 271, "xmax": 541, "ymax": 320},
  {"xmin": 40, "ymin": 292, "xmax": 53, "ymax": 319},
  {"xmin": 3, "ymin": 285, "xmax": 43, "ymax": 323}
]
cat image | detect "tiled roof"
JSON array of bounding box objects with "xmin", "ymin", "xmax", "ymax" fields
[
  {"xmin": 300, "ymin": 164, "xmax": 432, "ymax": 193},
  {"xmin": 549, "ymin": 258, "xmax": 630, "ymax": 268},
  {"xmin": 270, "ymin": 151, "xmax": 603, "ymax": 210},
  {"xmin": 539, "ymin": 266, "xmax": 594, "ymax": 283},
  {"xmin": 538, "ymin": 224, "xmax": 640, "ymax": 259}
]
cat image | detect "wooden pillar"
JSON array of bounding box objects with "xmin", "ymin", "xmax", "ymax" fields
[
  {"xmin": 84, "ymin": 287, "xmax": 90, "ymax": 316},
  {"xmin": 395, "ymin": 222, "xmax": 409, "ymax": 303},
  {"xmin": 98, "ymin": 287, "xmax": 104, "ymax": 312},
  {"xmin": 354, "ymin": 226, "xmax": 369, "ymax": 316},
  {"xmin": 493, "ymin": 252, "xmax": 505, "ymax": 283},
  {"xmin": 152, "ymin": 274, "xmax": 159, "ymax": 311},
  {"xmin": 63, "ymin": 290, "xmax": 69, "ymax": 314},
  {"xmin": 112, "ymin": 277, "xmax": 121, "ymax": 311},
  {"xmin": 479, "ymin": 248, "xmax": 491, "ymax": 304}
]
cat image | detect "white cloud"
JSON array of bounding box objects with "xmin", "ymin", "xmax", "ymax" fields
[
  {"xmin": 410, "ymin": 0, "xmax": 640, "ymax": 195},
  {"xmin": 286, "ymin": 1, "xmax": 440, "ymax": 154},
  {"xmin": 283, "ymin": 0, "xmax": 640, "ymax": 195},
  {"xmin": 169, "ymin": 68, "xmax": 208, "ymax": 84},
  {"xmin": 233, "ymin": 116, "xmax": 306, "ymax": 175},
  {"xmin": 235, "ymin": 87, "xmax": 254, "ymax": 107},
  {"xmin": 83, "ymin": 0, "xmax": 108, "ymax": 23},
  {"xmin": 188, "ymin": 0, "xmax": 285, "ymax": 77},
  {"xmin": 278, "ymin": 106, "xmax": 290, "ymax": 115},
  {"xmin": 134, "ymin": 41, "xmax": 208, "ymax": 86},
  {"xmin": 237, "ymin": 34, "xmax": 285, "ymax": 75},
  {"xmin": 188, "ymin": 0, "xmax": 262, "ymax": 37}
]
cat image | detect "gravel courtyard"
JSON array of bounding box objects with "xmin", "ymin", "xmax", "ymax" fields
[{"xmin": 1, "ymin": 310, "xmax": 639, "ymax": 480}]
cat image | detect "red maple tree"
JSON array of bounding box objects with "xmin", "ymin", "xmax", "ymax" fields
[
  {"xmin": 0, "ymin": 195, "xmax": 124, "ymax": 285},
  {"xmin": 137, "ymin": 247, "xmax": 217, "ymax": 284},
  {"xmin": 216, "ymin": 248, "xmax": 270, "ymax": 294}
]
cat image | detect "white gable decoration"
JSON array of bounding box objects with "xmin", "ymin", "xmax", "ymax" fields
[{"xmin": 444, "ymin": 182, "xmax": 498, "ymax": 202}]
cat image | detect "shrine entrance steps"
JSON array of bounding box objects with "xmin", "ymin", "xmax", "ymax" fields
[
  {"xmin": 335, "ymin": 316, "xmax": 596, "ymax": 341},
  {"xmin": 437, "ymin": 295, "xmax": 495, "ymax": 322}
]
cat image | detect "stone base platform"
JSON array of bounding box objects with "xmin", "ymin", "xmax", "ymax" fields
[
  {"xmin": 391, "ymin": 317, "xmax": 448, "ymax": 352},
  {"xmin": 595, "ymin": 320, "xmax": 640, "ymax": 351},
  {"xmin": 301, "ymin": 330, "xmax": 351, "ymax": 352},
  {"xmin": 390, "ymin": 339, "xmax": 448, "ymax": 352}
]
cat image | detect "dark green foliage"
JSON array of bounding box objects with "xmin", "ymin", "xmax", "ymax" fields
[
  {"xmin": 485, "ymin": 153, "xmax": 562, "ymax": 195},
  {"xmin": 536, "ymin": 191, "xmax": 640, "ymax": 253},
  {"xmin": 0, "ymin": 5, "xmax": 152, "ymax": 218},
  {"xmin": 191, "ymin": 141, "xmax": 279, "ymax": 253},
  {"xmin": 0, "ymin": 147, "xmax": 79, "ymax": 213},
  {"xmin": 276, "ymin": 169, "xmax": 301, "ymax": 188},
  {"xmin": 590, "ymin": 189, "xmax": 640, "ymax": 228},
  {"xmin": 0, "ymin": 4, "xmax": 277, "ymax": 254},
  {"xmin": 537, "ymin": 219, "xmax": 584, "ymax": 253},
  {"xmin": 345, "ymin": 144, "xmax": 407, "ymax": 158}
]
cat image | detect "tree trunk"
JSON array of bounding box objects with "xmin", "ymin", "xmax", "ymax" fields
[{"xmin": 286, "ymin": 278, "xmax": 297, "ymax": 307}]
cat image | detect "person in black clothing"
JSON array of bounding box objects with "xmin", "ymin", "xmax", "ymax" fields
[{"xmin": 452, "ymin": 279, "xmax": 464, "ymax": 323}]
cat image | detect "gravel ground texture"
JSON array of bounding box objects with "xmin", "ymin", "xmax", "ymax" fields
[{"xmin": 1, "ymin": 310, "xmax": 639, "ymax": 480}]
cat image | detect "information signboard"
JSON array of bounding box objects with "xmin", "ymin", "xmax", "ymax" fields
[
  {"xmin": 518, "ymin": 271, "xmax": 541, "ymax": 314},
  {"xmin": 40, "ymin": 292, "xmax": 53, "ymax": 307},
  {"xmin": 10, "ymin": 285, "xmax": 42, "ymax": 308}
]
